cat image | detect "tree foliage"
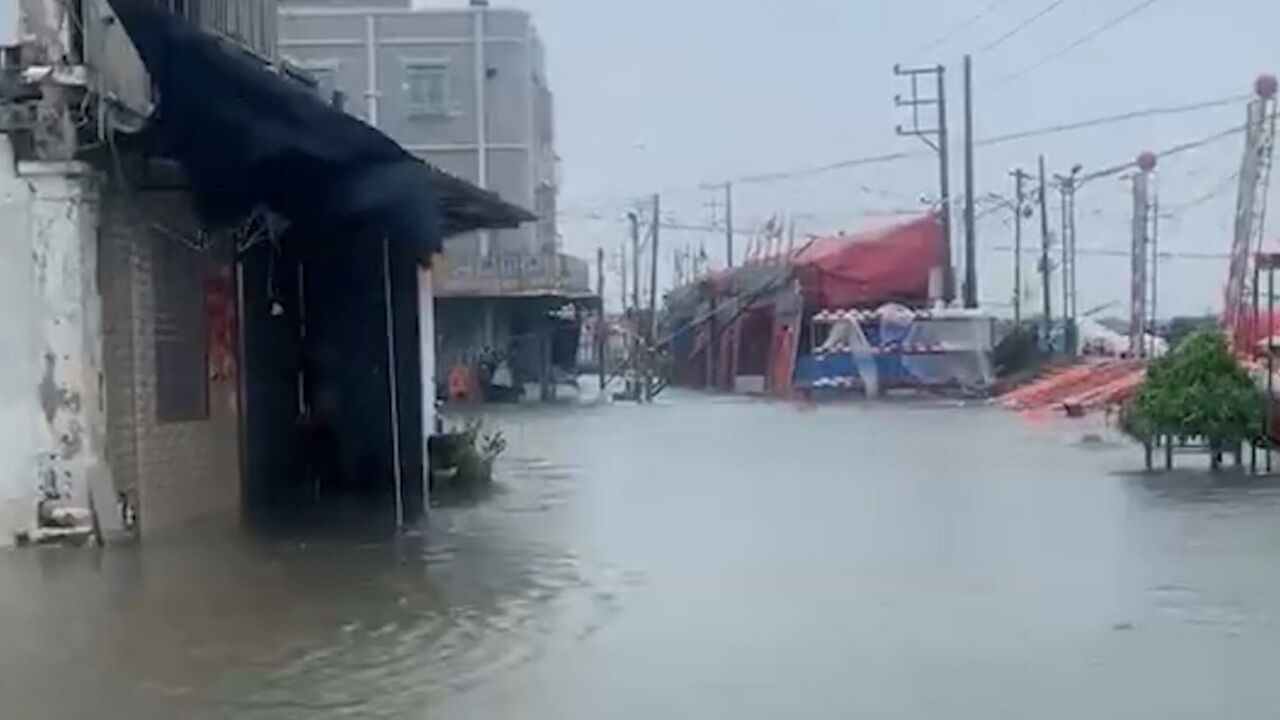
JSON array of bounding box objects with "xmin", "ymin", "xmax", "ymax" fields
[{"xmin": 1123, "ymin": 331, "xmax": 1265, "ymax": 445}]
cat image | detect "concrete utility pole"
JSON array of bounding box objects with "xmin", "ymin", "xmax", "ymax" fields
[
  {"xmin": 1037, "ymin": 155, "xmax": 1052, "ymax": 346},
  {"xmin": 1058, "ymin": 180, "xmax": 1071, "ymax": 354},
  {"xmin": 1131, "ymin": 153, "xmax": 1156, "ymax": 358},
  {"xmin": 628, "ymin": 211, "xmax": 641, "ymax": 314},
  {"xmin": 597, "ymin": 247, "xmax": 606, "ymax": 391},
  {"xmin": 1054, "ymin": 167, "xmax": 1082, "ymax": 355},
  {"xmin": 724, "ymin": 182, "xmax": 735, "ymax": 268},
  {"xmin": 644, "ymin": 194, "xmax": 661, "ymax": 402},
  {"xmin": 962, "ymin": 54, "xmax": 978, "ymax": 309},
  {"xmin": 895, "ymin": 63, "xmax": 953, "ymax": 303},
  {"xmin": 1010, "ymin": 169, "xmax": 1029, "ymax": 328},
  {"xmin": 649, "ymin": 194, "xmax": 661, "ymax": 341},
  {"xmin": 619, "ymin": 241, "xmax": 628, "ymax": 313},
  {"xmin": 1150, "ymin": 189, "xmax": 1160, "ymax": 357}
]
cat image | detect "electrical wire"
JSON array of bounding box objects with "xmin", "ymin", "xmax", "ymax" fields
[
  {"xmin": 977, "ymin": 95, "xmax": 1247, "ymax": 148},
  {"xmin": 976, "ymin": 0, "xmax": 1073, "ymax": 54},
  {"xmin": 914, "ymin": 0, "xmax": 1017, "ymax": 56},
  {"xmin": 558, "ymin": 95, "xmax": 1248, "ymax": 218},
  {"xmin": 1163, "ymin": 170, "xmax": 1241, "ymax": 219},
  {"xmin": 993, "ymin": 0, "xmax": 1168, "ymax": 87},
  {"xmin": 992, "ymin": 245, "xmax": 1230, "ymax": 260},
  {"xmin": 1078, "ymin": 123, "xmax": 1247, "ymax": 186}
]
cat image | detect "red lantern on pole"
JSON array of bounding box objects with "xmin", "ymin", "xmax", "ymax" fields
[
  {"xmin": 1136, "ymin": 151, "xmax": 1157, "ymax": 173},
  {"xmin": 1256, "ymin": 73, "xmax": 1278, "ymax": 100}
]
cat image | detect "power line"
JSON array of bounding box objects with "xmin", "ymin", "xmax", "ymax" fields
[
  {"xmin": 557, "ymin": 95, "xmax": 1248, "ymax": 217},
  {"xmin": 1164, "ymin": 170, "xmax": 1241, "ymax": 219},
  {"xmin": 976, "ymin": 95, "xmax": 1246, "ymax": 147},
  {"xmin": 992, "ymin": 245, "xmax": 1230, "ymax": 260},
  {"xmin": 1078, "ymin": 123, "xmax": 1247, "ymax": 186},
  {"xmin": 976, "ymin": 0, "xmax": 1073, "ymax": 54},
  {"xmin": 914, "ymin": 0, "xmax": 1016, "ymax": 55},
  {"xmin": 994, "ymin": 0, "xmax": 1168, "ymax": 87}
]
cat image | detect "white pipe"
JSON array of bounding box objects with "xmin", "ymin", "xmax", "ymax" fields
[
  {"xmin": 365, "ymin": 14, "xmax": 379, "ymax": 127},
  {"xmin": 473, "ymin": 6, "xmax": 487, "ymax": 189},
  {"xmin": 473, "ymin": 5, "xmax": 489, "ymax": 257}
]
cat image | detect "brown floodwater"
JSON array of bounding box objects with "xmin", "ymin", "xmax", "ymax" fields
[{"xmin": 6, "ymin": 391, "xmax": 1280, "ymax": 719}]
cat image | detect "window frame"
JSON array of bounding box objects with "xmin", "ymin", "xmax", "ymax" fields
[{"xmin": 401, "ymin": 57, "xmax": 453, "ymax": 118}]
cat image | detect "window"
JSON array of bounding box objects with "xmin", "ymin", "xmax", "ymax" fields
[{"xmin": 404, "ymin": 61, "xmax": 450, "ymax": 116}]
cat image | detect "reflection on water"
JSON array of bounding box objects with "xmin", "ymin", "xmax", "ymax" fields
[
  {"xmin": 9, "ymin": 394, "xmax": 1280, "ymax": 718},
  {"xmin": 0, "ymin": 448, "xmax": 629, "ymax": 720}
]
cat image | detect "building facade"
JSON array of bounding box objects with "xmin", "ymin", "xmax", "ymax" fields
[
  {"xmin": 279, "ymin": 0, "xmax": 593, "ymax": 395},
  {"xmin": 279, "ymin": 0, "xmax": 558, "ymax": 258}
]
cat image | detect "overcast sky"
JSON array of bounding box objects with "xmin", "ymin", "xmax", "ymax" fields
[{"xmin": 441, "ymin": 0, "xmax": 1279, "ymax": 316}]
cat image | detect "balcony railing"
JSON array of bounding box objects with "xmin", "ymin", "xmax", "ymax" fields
[
  {"xmin": 437, "ymin": 251, "xmax": 591, "ymax": 298},
  {"xmin": 161, "ymin": 0, "xmax": 277, "ymax": 60}
]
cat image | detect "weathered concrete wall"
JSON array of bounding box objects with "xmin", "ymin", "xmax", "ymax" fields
[
  {"xmin": 0, "ymin": 138, "xmax": 42, "ymax": 542},
  {"xmin": 0, "ymin": 136, "xmax": 112, "ymax": 544},
  {"xmin": 99, "ymin": 187, "xmax": 241, "ymax": 539}
]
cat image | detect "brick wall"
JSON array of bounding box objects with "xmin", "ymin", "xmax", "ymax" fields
[{"xmin": 100, "ymin": 186, "xmax": 241, "ymax": 538}]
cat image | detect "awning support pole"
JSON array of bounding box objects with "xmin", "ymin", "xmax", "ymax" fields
[{"xmin": 383, "ymin": 237, "xmax": 405, "ymax": 526}]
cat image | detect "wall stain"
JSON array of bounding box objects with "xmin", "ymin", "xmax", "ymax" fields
[{"xmin": 38, "ymin": 352, "xmax": 58, "ymax": 425}]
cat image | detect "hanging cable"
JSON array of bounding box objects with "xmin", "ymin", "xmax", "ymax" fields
[
  {"xmin": 914, "ymin": 0, "xmax": 1017, "ymax": 56},
  {"xmin": 559, "ymin": 95, "xmax": 1249, "ymax": 221},
  {"xmin": 993, "ymin": 0, "xmax": 1168, "ymax": 87},
  {"xmin": 1163, "ymin": 170, "xmax": 1241, "ymax": 220},
  {"xmin": 975, "ymin": 0, "xmax": 1073, "ymax": 54}
]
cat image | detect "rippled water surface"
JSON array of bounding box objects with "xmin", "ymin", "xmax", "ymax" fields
[{"xmin": 7, "ymin": 393, "xmax": 1280, "ymax": 718}]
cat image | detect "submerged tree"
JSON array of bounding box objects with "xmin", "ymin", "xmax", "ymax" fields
[{"xmin": 1123, "ymin": 331, "xmax": 1266, "ymax": 469}]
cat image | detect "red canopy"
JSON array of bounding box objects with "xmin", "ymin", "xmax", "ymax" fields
[{"xmin": 794, "ymin": 214, "xmax": 942, "ymax": 308}]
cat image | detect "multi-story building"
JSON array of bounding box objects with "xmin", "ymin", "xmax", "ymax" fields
[{"xmin": 280, "ymin": 0, "xmax": 593, "ymax": 397}]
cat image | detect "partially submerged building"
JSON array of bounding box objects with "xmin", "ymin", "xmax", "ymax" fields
[{"xmin": 0, "ymin": 0, "xmax": 528, "ymax": 545}]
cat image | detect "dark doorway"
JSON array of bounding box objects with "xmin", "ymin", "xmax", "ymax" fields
[{"xmin": 238, "ymin": 230, "xmax": 424, "ymax": 530}]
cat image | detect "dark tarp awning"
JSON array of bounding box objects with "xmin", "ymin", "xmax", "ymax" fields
[{"xmin": 103, "ymin": 0, "xmax": 534, "ymax": 258}]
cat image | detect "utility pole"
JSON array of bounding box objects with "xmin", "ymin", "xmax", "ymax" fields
[
  {"xmin": 724, "ymin": 182, "xmax": 735, "ymax": 269},
  {"xmin": 646, "ymin": 194, "xmax": 662, "ymax": 401},
  {"xmin": 962, "ymin": 54, "xmax": 978, "ymax": 308},
  {"xmin": 1058, "ymin": 180, "xmax": 1070, "ymax": 353},
  {"xmin": 1010, "ymin": 169, "xmax": 1029, "ymax": 328},
  {"xmin": 1150, "ymin": 189, "xmax": 1160, "ymax": 358},
  {"xmin": 649, "ymin": 194, "xmax": 661, "ymax": 341},
  {"xmin": 626, "ymin": 211, "xmax": 641, "ymax": 400},
  {"xmin": 1054, "ymin": 167, "xmax": 1082, "ymax": 355},
  {"xmin": 619, "ymin": 241, "xmax": 628, "ymax": 313},
  {"xmin": 1037, "ymin": 155, "xmax": 1052, "ymax": 346},
  {"xmin": 895, "ymin": 63, "xmax": 953, "ymax": 304},
  {"xmin": 597, "ymin": 247, "xmax": 606, "ymax": 391},
  {"xmin": 1131, "ymin": 153, "xmax": 1156, "ymax": 357},
  {"xmin": 628, "ymin": 211, "xmax": 641, "ymax": 315}
]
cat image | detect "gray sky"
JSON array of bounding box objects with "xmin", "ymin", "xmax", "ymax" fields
[{"xmin": 472, "ymin": 0, "xmax": 1277, "ymax": 316}]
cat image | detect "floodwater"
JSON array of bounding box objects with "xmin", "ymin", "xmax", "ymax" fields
[{"xmin": 7, "ymin": 393, "xmax": 1280, "ymax": 718}]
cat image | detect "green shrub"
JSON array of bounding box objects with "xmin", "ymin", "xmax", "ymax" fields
[{"xmin": 1123, "ymin": 331, "xmax": 1265, "ymax": 447}]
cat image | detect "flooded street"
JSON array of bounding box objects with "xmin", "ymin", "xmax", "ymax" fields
[{"xmin": 8, "ymin": 393, "xmax": 1280, "ymax": 718}]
